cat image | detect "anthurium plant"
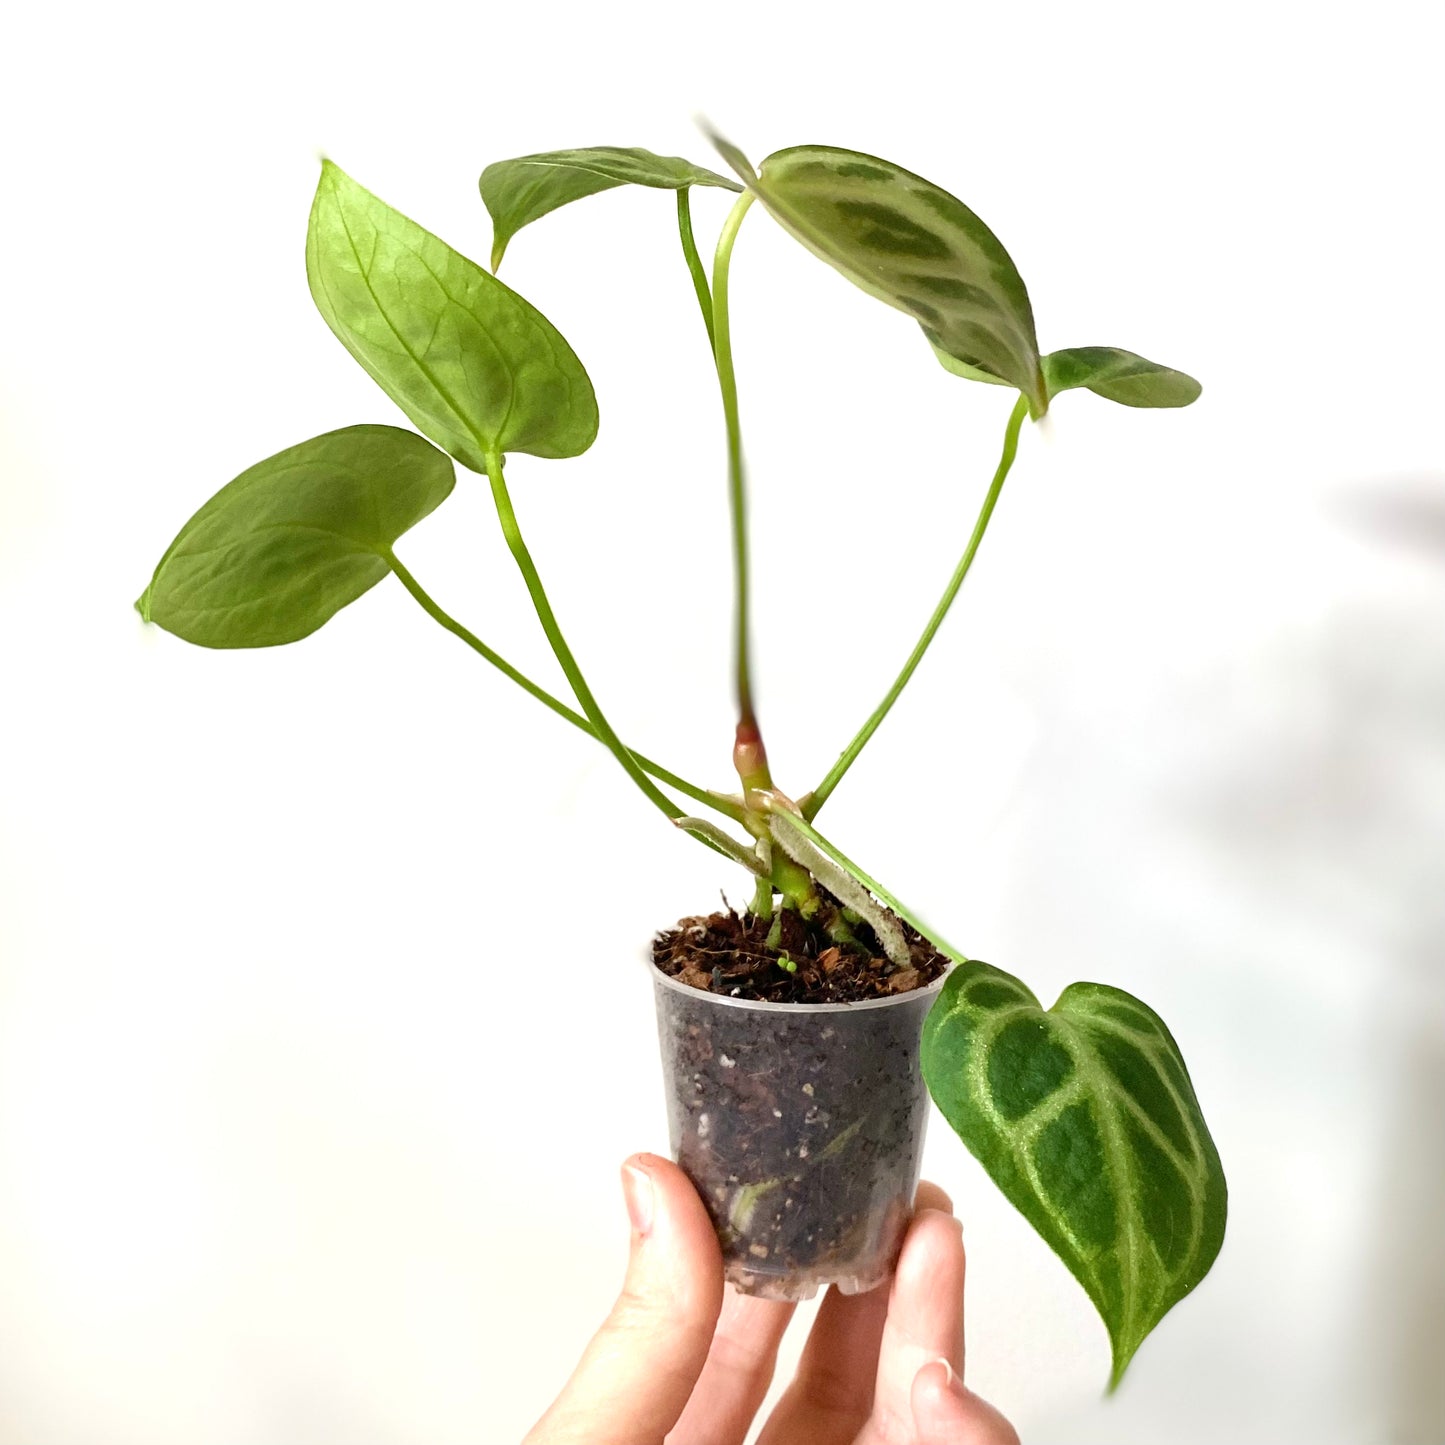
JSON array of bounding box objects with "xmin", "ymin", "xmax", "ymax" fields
[{"xmin": 135, "ymin": 130, "xmax": 1225, "ymax": 1389}]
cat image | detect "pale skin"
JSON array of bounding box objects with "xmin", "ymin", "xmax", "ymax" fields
[{"xmin": 525, "ymin": 1154, "xmax": 1020, "ymax": 1445}]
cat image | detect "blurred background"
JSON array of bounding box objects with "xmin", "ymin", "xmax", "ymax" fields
[{"xmin": 1, "ymin": 1, "xmax": 1441, "ymax": 1440}]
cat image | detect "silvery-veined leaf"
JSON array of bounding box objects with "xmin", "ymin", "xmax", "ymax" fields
[
  {"xmin": 922, "ymin": 958, "xmax": 1227, "ymax": 1389},
  {"xmin": 711, "ymin": 136, "xmax": 1047, "ymax": 415}
]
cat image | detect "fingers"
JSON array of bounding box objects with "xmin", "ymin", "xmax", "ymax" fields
[
  {"xmin": 664, "ymin": 1289, "xmax": 796, "ymax": 1445},
  {"xmin": 523, "ymin": 1154, "xmax": 724, "ymax": 1445},
  {"xmin": 755, "ymin": 1180, "xmax": 947, "ymax": 1445},
  {"xmin": 870, "ymin": 1206, "xmax": 968, "ymax": 1432},
  {"xmin": 754, "ymin": 1278, "xmax": 890, "ymax": 1445},
  {"xmin": 914, "ymin": 1180, "xmax": 954, "ymax": 1215},
  {"xmin": 911, "ymin": 1359, "xmax": 1021, "ymax": 1445}
]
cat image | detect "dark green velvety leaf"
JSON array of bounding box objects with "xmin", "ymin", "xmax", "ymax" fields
[
  {"xmin": 713, "ymin": 139, "xmax": 1047, "ymax": 415},
  {"xmin": 307, "ymin": 161, "xmax": 598, "ymax": 471},
  {"xmin": 480, "ymin": 146, "xmax": 742, "ymax": 270},
  {"xmin": 921, "ymin": 960, "xmax": 1226, "ymax": 1389},
  {"xmin": 1043, "ymin": 347, "xmax": 1201, "ymax": 408},
  {"xmin": 135, "ymin": 425, "xmax": 453, "ymax": 648}
]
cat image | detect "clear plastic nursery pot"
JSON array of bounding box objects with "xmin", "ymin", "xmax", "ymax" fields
[{"xmin": 651, "ymin": 965, "xmax": 947, "ymax": 1300}]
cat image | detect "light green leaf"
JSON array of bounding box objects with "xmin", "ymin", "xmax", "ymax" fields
[
  {"xmin": 306, "ymin": 161, "xmax": 598, "ymax": 472},
  {"xmin": 921, "ymin": 960, "xmax": 1226, "ymax": 1389},
  {"xmin": 480, "ymin": 146, "xmax": 742, "ymax": 270},
  {"xmin": 928, "ymin": 344, "xmax": 1011, "ymax": 387},
  {"xmin": 135, "ymin": 425, "xmax": 454, "ymax": 648},
  {"xmin": 712, "ymin": 139, "xmax": 1047, "ymax": 415},
  {"xmin": 1043, "ymin": 347, "xmax": 1201, "ymax": 408}
]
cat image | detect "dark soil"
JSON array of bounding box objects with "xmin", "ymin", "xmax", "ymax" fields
[{"xmin": 652, "ymin": 894, "xmax": 948, "ymax": 1004}]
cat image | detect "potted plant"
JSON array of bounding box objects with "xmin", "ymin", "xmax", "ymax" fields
[{"xmin": 134, "ymin": 129, "xmax": 1225, "ymax": 1391}]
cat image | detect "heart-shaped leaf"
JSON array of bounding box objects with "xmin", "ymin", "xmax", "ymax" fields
[
  {"xmin": 480, "ymin": 146, "xmax": 742, "ymax": 270},
  {"xmin": 712, "ymin": 139, "xmax": 1047, "ymax": 415},
  {"xmin": 135, "ymin": 425, "xmax": 454, "ymax": 648},
  {"xmin": 922, "ymin": 959, "xmax": 1226, "ymax": 1389},
  {"xmin": 1043, "ymin": 347, "xmax": 1201, "ymax": 408},
  {"xmin": 307, "ymin": 161, "xmax": 598, "ymax": 472}
]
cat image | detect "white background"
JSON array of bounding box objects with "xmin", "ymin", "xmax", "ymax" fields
[{"xmin": 2, "ymin": 2, "xmax": 1442, "ymax": 1441}]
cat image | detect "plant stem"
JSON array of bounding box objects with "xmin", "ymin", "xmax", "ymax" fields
[
  {"xmin": 675, "ymin": 189, "xmax": 716, "ymax": 353},
  {"xmin": 803, "ymin": 393, "xmax": 1030, "ymax": 820},
  {"xmin": 750, "ymin": 873, "xmax": 774, "ymax": 921},
  {"xmin": 482, "ymin": 452, "xmax": 692, "ymax": 823},
  {"xmin": 385, "ymin": 551, "xmax": 743, "ymax": 823},
  {"xmin": 711, "ymin": 190, "xmax": 771, "ymax": 787}
]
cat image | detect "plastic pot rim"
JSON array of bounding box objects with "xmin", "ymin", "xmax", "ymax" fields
[{"xmin": 645, "ymin": 953, "xmax": 955, "ymax": 1016}]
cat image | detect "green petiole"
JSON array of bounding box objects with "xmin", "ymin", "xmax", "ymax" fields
[
  {"xmin": 385, "ymin": 551, "xmax": 744, "ymax": 824},
  {"xmin": 675, "ymin": 188, "xmax": 716, "ymax": 352},
  {"xmin": 711, "ymin": 191, "xmax": 768, "ymax": 767},
  {"xmin": 803, "ymin": 393, "xmax": 1031, "ymax": 820},
  {"xmin": 482, "ymin": 450, "xmax": 684, "ymax": 825}
]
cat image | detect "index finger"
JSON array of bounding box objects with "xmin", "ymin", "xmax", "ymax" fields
[{"xmin": 524, "ymin": 1155, "xmax": 723, "ymax": 1445}]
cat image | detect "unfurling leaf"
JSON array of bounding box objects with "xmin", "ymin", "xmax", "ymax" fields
[
  {"xmin": 921, "ymin": 960, "xmax": 1226, "ymax": 1389},
  {"xmin": 135, "ymin": 425, "xmax": 454, "ymax": 648},
  {"xmin": 712, "ymin": 139, "xmax": 1047, "ymax": 416},
  {"xmin": 1043, "ymin": 347, "xmax": 1201, "ymax": 408},
  {"xmin": 306, "ymin": 161, "xmax": 598, "ymax": 472},
  {"xmin": 480, "ymin": 146, "xmax": 742, "ymax": 269}
]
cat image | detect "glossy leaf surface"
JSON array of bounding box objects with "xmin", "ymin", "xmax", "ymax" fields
[
  {"xmin": 136, "ymin": 425, "xmax": 454, "ymax": 648},
  {"xmin": 1043, "ymin": 347, "xmax": 1201, "ymax": 408},
  {"xmin": 480, "ymin": 146, "xmax": 741, "ymax": 269},
  {"xmin": 714, "ymin": 140, "xmax": 1046, "ymax": 414},
  {"xmin": 307, "ymin": 161, "xmax": 597, "ymax": 472},
  {"xmin": 922, "ymin": 960, "xmax": 1226, "ymax": 1388}
]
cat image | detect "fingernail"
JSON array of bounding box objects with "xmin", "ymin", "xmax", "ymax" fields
[
  {"xmin": 920, "ymin": 1207, "xmax": 964, "ymax": 1238},
  {"xmin": 929, "ymin": 1356, "xmax": 966, "ymax": 1397},
  {"xmin": 622, "ymin": 1160, "xmax": 655, "ymax": 1235}
]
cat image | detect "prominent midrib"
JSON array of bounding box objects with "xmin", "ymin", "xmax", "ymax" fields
[
  {"xmin": 170, "ymin": 520, "xmax": 386, "ymax": 565},
  {"xmin": 967, "ymin": 999, "xmax": 1210, "ymax": 1352},
  {"xmin": 166, "ymin": 550, "xmax": 380, "ymax": 618},
  {"xmin": 1052, "ymin": 1013, "xmax": 1207, "ymax": 1352},
  {"xmin": 325, "ymin": 186, "xmax": 497, "ymax": 464}
]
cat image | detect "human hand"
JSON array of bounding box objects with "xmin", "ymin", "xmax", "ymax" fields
[{"xmin": 524, "ymin": 1153, "xmax": 1019, "ymax": 1445}]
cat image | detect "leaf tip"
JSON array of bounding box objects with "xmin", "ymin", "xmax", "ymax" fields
[
  {"xmin": 315, "ymin": 156, "xmax": 347, "ymax": 194},
  {"xmin": 1105, "ymin": 1340, "xmax": 1137, "ymax": 1396},
  {"xmin": 696, "ymin": 114, "xmax": 756, "ymax": 185},
  {"xmin": 134, "ymin": 584, "xmax": 153, "ymax": 623}
]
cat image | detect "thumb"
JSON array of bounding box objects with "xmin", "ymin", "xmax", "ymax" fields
[
  {"xmin": 524, "ymin": 1153, "xmax": 724, "ymax": 1445},
  {"xmin": 911, "ymin": 1358, "xmax": 1021, "ymax": 1445}
]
